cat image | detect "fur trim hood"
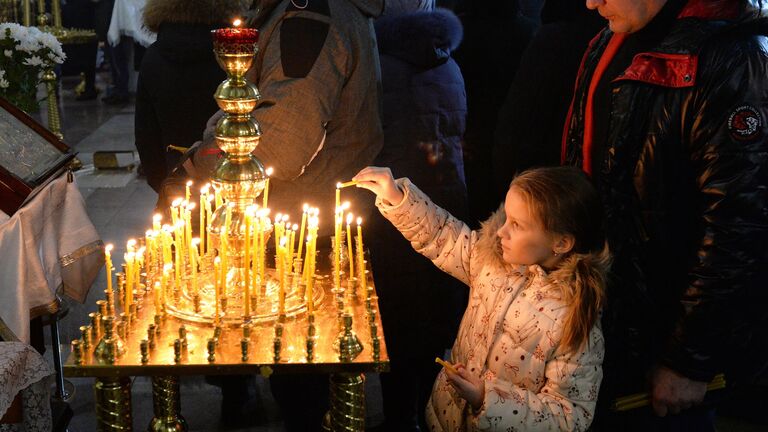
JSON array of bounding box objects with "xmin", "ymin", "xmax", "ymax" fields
[
  {"xmin": 375, "ymin": 8, "xmax": 463, "ymax": 68},
  {"xmin": 143, "ymin": 0, "xmax": 250, "ymax": 33},
  {"xmin": 473, "ymin": 206, "xmax": 611, "ymax": 288}
]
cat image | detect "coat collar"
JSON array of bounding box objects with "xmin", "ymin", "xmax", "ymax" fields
[{"xmin": 608, "ymin": 0, "xmax": 743, "ymax": 88}]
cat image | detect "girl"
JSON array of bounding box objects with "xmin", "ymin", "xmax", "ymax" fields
[{"xmin": 353, "ymin": 166, "xmax": 610, "ymax": 431}]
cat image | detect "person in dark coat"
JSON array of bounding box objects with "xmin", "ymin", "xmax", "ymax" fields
[
  {"xmin": 451, "ymin": 0, "xmax": 538, "ymax": 226},
  {"xmin": 134, "ymin": 0, "xmax": 248, "ymax": 192},
  {"xmin": 491, "ymin": 0, "xmax": 603, "ymax": 198},
  {"xmin": 369, "ymin": 2, "xmax": 468, "ymax": 430},
  {"xmin": 561, "ymin": 0, "xmax": 768, "ymax": 429}
]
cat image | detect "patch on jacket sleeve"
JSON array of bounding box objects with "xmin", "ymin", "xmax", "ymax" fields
[
  {"xmin": 280, "ymin": 17, "xmax": 330, "ymax": 78},
  {"xmin": 727, "ymin": 105, "xmax": 763, "ymax": 141}
]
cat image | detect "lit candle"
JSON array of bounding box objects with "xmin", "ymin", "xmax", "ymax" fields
[
  {"xmin": 335, "ymin": 183, "xmax": 341, "ymax": 214},
  {"xmin": 279, "ymin": 236, "xmax": 287, "ymax": 314},
  {"xmin": 263, "ymin": 167, "xmax": 273, "ymax": 209},
  {"xmin": 153, "ymin": 214, "xmax": 162, "ymax": 232},
  {"xmin": 105, "ymin": 244, "xmax": 114, "ymax": 302},
  {"xmin": 186, "ymin": 203, "xmax": 195, "ymax": 270},
  {"xmin": 297, "ymin": 204, "xmax": 308, "ymax": 268},
  {"xmin": 346, "ymin": 213, "xmax": 354, "ymax": 280},
  {"xmin": 200, "ymin": 185, "xmax": 208, "ymax": 253},
  {"xmin": 162, "ymin": 263, "xmax": 172, "ymax": 311},
  {"xmin": 306, "ymin": 234, "xmax": 314, "ymax": 314},
  {"xmin": 357, "ymin": 217, "xmax": 365, "ymax": 283},
  {"xmin": 289, "ymin": 224, "xmax": 297, "ymax": 265},
  {"xmin": 334, "ymin": 208, "xmax": 341, "ymax": 289},
  {"xmin": 206, "ymin": 195, "xmax": 214, "ymax": 255},
  {"xmin": 162, "ymin": 225, "xmax": 173, "ymax": 267},
  {"xmin": 171, "ymin": 198, "xmax": 182, "ymax": 227},
  {"xmin": 124, "ymin": 251, "xmax": 135, "ymax": 312},
  {"xmin": 175, "ymin": 222, "xmax": 183, "ymax": 293},
  {"xmin": 185, "ymin": 180, "xmax": 193, "ymax": 202}
]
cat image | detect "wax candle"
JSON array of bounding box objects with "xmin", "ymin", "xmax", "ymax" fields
[
  {"xmin": 297, "ymin": 204, "xmax": 308, "ymax": 267},
  {"xmin": 206, "ymin": 195, "xmax": 214, "ymax": 255},
  {"xmin": 200, "ymin": 185, "xmax": 208, "ymax": 253},
  {"xmin": 263, "ymin": 167, "xmax": 273, "ymax": 209},
  {"xmin": 335, "ymin": 184, "xmax": 341, "ymax": 214},
  {"xmin": 334, "ymin": 208, "xmax": 341, "ymax": 289},
  {"xmin": 289, "ymin": 224, "xmax": 297, "ymax": 266},
  {"xmin": 346, "ymin": 213, "xmax": 354, "ymax": 280},
  {"xmin": 191, "ymin": 238, "xmax": 200, "ymax": 297},
  {"xmin": 306, "ymin": 234, "xmax": 314, "ymax": 314},
  {"xmin": 153, "ymin": 214, "xmax": 162, "ymax": 232},
  {"xmin": 357, "ymin": 218, "xmax": 366, "ymax": 280},
  {"xmin": 105, "ymin": 244, "xmax": 114, "ymax": 300},
  {"xmin": 278, "ymin": 236, "xmax": 287, "ymax": 314},
  {"xmin": 214, "ymin": 257, "xmax": 221, "ymax": 325},
  {"xmin": 185, "ymin": 180, "xmax": 193, "ymax": 202},
  {"xmin": 243, "ymin": 207, "xmax": 253, "ymax": 317}
]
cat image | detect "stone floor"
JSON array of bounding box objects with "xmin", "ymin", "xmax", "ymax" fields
[{"xmin": 27, "ymin": 73, "xmax": 767, "ymax": 432}]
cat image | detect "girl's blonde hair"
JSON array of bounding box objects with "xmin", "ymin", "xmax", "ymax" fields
[{"xmin": 511, "ymin": 166, "xmax": 611, "ymax": 353}]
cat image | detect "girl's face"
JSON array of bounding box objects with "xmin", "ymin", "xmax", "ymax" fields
[{"xmin": 497, "ymin": 188, "xmax": 560, "ymax": 268}]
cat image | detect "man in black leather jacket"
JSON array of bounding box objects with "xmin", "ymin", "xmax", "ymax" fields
[{"xmin": 562, "ymin": 0, "xmax": 768, "ymax": 430}]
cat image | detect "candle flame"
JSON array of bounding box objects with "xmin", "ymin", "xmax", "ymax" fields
[
  {"xmin": 164, "ymin": 263, "xmax": 173, "ymax": 272},
  {"xmin": 105, "ymin": 243, "xmax": 114, "ymax": 253},
  {"xmin": 188, "ymin": 202, "xmax": 196, "ymax": 210},
  {"xmin": 127, "ymin": 239, "xmax": 137, "ymax": 249},
  {"xmin": 342, "ymin": 201, "xmax": 350, "ymax": 210},
  {"xmin": 292, "ymin": 224, "xmax": 298, "ymax": 230},
  {"xmin": 186, "ymin": 180, "xmax": 193, "ymax": 187},
  {"xmin": 336, "ymin": 182, "xmax": 343, "ymax": 189},
  {"xmin": 192, "ymin": 237, "xmax": 201, "ymax": 246},
  {"xmin": 172, "ymin": 198, "xmax": 183, "ymax": 207},
  {"xmin": 145, "ymin": 230, "xmax": 153, "ymax": 236},
  {"xmin": 233, "ymin": 18, "xmax": 242, "ymax": 27},
  {"xmin": 266, "ymin": 167, "xmax": 274, "ymax": 176},
  {"xmin": 214, "ymin": 256, "xmax": 221, "ymax": 265},
  {"xmin": 357, "ymin": 217, "xmax": 362, "ymax": 225},
  {"xmin": 303, "ymin": 203, "xmax": 309, "ymax": 212},
  {"xmin": 153, "ymin": 213, "xmax": 162, "ymax": 222},
  {"xmin": 346, "ymin": 213, "xmax": 353, "ymax": 224}
]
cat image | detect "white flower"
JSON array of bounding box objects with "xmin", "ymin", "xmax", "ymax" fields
[
  {"xmin": 3, "ymin": 50, "xmax": 11, "ymax": 57},
  {"xmin": 0, "ymin": 23, "xmax": 28, "ymax": 43},
  {"xmin": 23, "ymin": 55, "xmax": 44, "ymax": 67},
  {"xmin": 0, "ymin": 78, "xmax": 9, "ymax": 89}
]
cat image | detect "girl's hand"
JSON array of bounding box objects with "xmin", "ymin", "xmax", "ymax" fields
[
  {"xmin": 352, "ymin": 166, "xmax": 404, "ymax": 206},
  {"xmin": 445, "ymin": 363, "xmax": 485, "ymax": 412}
]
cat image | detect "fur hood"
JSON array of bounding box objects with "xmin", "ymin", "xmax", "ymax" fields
[
  {"xmin": 143, "ymin": 0, "xmax": 250, "ymax": 33},
  {"xmin": 375, "ymin": 8, "xmax": 462, "ymax": 68},
  {"xmin": 474, "ymin": 205, "xmax": 611, "ymax": 288}
]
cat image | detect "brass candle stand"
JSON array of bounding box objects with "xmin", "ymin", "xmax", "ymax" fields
[{"xmin": 63, "ymin": 24, "xmax": 388, "ymax": 432}]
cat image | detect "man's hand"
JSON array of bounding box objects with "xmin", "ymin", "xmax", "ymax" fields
[
  {"xmin": 651, "ymin": 366, "xmax": 708, "ymax": 416},
  {"xmin": 445, "ymin": 363, "xmax": 485, "ymax": 411},
  {"xmin": 353, "ymin": 166, "xmax": 404, "ymax": 206}
]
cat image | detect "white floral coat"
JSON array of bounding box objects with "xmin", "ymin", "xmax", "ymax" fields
[{"xmin": 377, "ymin": 179, "xmax": 605, "ymax": 432}]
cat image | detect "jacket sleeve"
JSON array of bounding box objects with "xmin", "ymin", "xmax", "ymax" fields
[
  {"xmin": 247, "ymin": 13, "xmax": 347, "ymax": 181},
  {"xmin": 663, "ymin": 36, "xmax": 768, "ymax": 381},
  {"xmin": 377, "ymin": 178, "xmax": 475, "ymax": 286},
  {"xmin": 469, "ymin": 327, "xmax": 604, "ymax": 432}
]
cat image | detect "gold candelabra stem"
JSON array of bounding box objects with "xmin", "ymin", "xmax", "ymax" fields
[
  {"xmin": 323, "ymin": 373, "xmax": 366, "ymax": 432},
  {"xmin": 43, "ymin": 68, "xmax": 63, "ymax": 140},
  {"xmin": 95, "ymin": 377, "xmax": 133, "ymax": 431}
]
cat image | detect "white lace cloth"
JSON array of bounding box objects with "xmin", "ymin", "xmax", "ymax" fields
[
  {"xmin": 0, "ymin": 342, "xmax": 53, "ymax": 431},
  {"xmin": 0, "ymin": 173, "xmax": 103, "ymax": 343}
]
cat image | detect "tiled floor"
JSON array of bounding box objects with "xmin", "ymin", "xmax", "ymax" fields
[{"xmin": 31, "ymin": 74, "xmax": 767, "ymax": 432}]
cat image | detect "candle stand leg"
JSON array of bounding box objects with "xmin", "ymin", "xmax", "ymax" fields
[
  {"xmin": 148, "ymin": 375, "xmax": 188, "ymax": 432},
  {"xmin": 94, "ymin": 377, "xmax": 133, "ymax": 431},
  {"xmin": 323, "ymin": 373, "xmax": 365, "ymax": 432}
]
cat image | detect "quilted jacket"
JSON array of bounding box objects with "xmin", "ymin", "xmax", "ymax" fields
[{"xmin": 377, "ymin": 179, "xmax": 604, "ymax": 431}]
